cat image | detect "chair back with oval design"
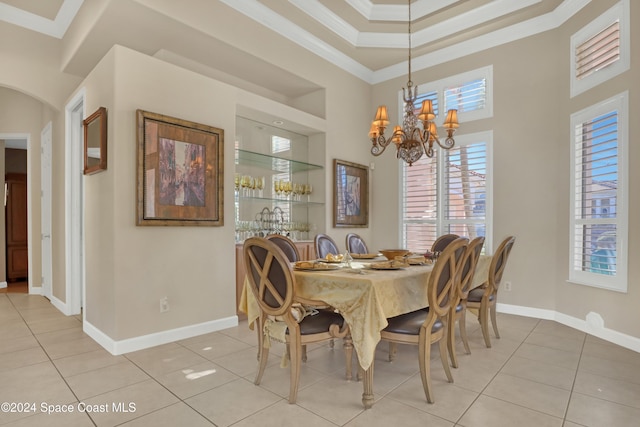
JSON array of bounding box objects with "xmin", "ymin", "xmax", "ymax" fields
[
  {"xmin": 314, "ymin": 233, "xmax": 340, "ymax": 259},
  {"xmin": 431, "ymin": 234, "xmax": 461, "ymax": 253},
  {"xmin": 267, "ymin": 234, "xmax": 300, "ymax": 262},
  {"xmin": 346, "ymin": 233, "xmax": 369, "ymax": 254},
  {"xmin": 487, "ymin": 236, "xmax": 516, "ymax": 296},
  {"xmin": 243, "ymin": 237, "xmax": 294, "ymax": 318},
  {"xmin": 428, "ymin": 237, "xmax": 468, "ymax": 319},
  {"xmin": 458, "ymin": 236, "xmax": 485, "ymax": 300}
]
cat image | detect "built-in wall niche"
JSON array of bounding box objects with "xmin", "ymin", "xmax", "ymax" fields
[{"xmin": 234, "ymin": 116, "xmax": 325, "ymax": 242}]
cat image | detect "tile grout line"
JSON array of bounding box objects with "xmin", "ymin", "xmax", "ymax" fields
[
  {"xmin": 6, "ymin": 294, "xmax": 98, "ymax": 426},
  {"xmin": 452, "ymin": 318, "xmax": 547, "ymax": 425}
]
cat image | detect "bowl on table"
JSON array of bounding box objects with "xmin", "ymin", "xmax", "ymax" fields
[{"xmin": 379, "ymin": 249, "xmax": 410, "ymax": 260}]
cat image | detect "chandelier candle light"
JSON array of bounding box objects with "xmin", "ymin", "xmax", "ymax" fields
[{"xmin": 369, "ymin": 0, "xmax": 459, "ymax": 166}]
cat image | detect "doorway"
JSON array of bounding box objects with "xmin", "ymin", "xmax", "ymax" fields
[{"xmin": 1, "ymin": 136, "xmax": 29, "ymax": 294}]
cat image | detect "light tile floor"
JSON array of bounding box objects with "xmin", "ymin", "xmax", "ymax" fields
[{"xmin": 2, "ymin": 293, "xmax": 640, "ymax": 426}]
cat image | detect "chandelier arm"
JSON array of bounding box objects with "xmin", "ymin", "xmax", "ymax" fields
[
  {"xmin": 433, "ymin": 133, "xmax": 456, "ymax": 150},
  {"xmin": 371, "ymin": 134, "xmax": 392, "ymax": 156}
]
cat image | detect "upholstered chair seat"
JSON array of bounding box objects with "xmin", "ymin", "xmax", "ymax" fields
[
  {"xmin": 384, "ymin": 309, "xmax": 444, "ymax": 335},
  {"xmin": 466, "ymin": 287, "xmax": 495, "ymax": 303},
  {"xmin": 291, "ymin": 311, "xmax": 345, "ymax": 335}
]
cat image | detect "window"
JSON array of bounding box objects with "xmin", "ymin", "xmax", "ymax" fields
[
  {"xmin": 570, "ymin": 0, "xmax": 629, "ymax": 97},
  {"xmin": 569, "ymin": 92, "xmax": 628, "ymax": 291},
  {"xmin": 400, "ymin": 67, "xmax": 493, "ymax": 254},
  {"xmin": 401, "ymin": 131, "xmax": 492, "ymax": 254},
  {"xmin": 407, "ymin": 66, "xmax": 493, "ymax": 125}
]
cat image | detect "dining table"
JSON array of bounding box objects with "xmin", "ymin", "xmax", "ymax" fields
[{"xmin": 238, "ymin": 254, "xmax": 492, "ymax": 409}]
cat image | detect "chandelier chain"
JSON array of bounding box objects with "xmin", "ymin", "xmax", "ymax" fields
[{"xmin": 407, "ymin": 1, "xmax": 412, "ymax": 87}]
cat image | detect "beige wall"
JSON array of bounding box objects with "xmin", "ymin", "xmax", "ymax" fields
[
  {"xmin": 0, "ymin": 87, "xmax": 54, "ymax": 288},
  {"xmin": 0, "ymin": 22, "xmax": 81, "ymax": 110},
  {"xmin": 72, "ymin": 42, "xmax": 373, "ymax": 341},
  {"xmin": 371, "ymin": 0, "xmax": 639, "ymax": 338}
]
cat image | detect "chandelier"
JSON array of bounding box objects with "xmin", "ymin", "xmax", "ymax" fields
[{"xmin": 369, "ymin": 0, "xmax": 459, "ymax": 166}]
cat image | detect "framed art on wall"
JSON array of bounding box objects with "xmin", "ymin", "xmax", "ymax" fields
[
  {"xmin": 136, "ymin": 110, "xmax": 224, "ymax": 226},
  {"xmin": 334, "ymin": 159, "xmax": 368, "ymax": 227},
  {"xmin": 83, "ymin": 106, "xmax": 107, "ymax": 175}
]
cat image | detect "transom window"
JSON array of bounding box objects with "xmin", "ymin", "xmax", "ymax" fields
[{"xmin": 570, "ymin": 0, "xmax": 629, "ymax": 97}]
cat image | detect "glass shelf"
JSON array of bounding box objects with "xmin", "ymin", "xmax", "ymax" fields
[
  {"xmin": 235, "ymin": 149, "xmax": 323, "ymax": 174},
  {"xmin": 236, "ymin": 194, "xmax": 324, "ymax": 206}
]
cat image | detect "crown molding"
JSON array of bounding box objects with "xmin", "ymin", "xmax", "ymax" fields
[
  {"xmin": 292, "ymin": 0, "xmax": 541, "ymax": 49},
  {"xmin": 0, "ymin": 0, "xmax": 83, "ymax": 38},
  {"xmin": 372, "ymin": 0, "xmax": 591, "ymax": 83},
  {"xmin": 211, "ymin": 0, "xmax": 591, "ymax": 84},
  {"xmin": 218, "ymin": 0, "xmax": 373, "ymax": 82},
  {"xmin": 346, "ymin": 0, "xmax": 459, "ymax": 22}
]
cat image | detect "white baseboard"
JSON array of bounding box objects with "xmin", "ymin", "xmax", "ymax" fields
[
  {"xmin": 497, "ymin": 303, "xmax": 640, "ymax": 353},
  {"xmin": 83, "ymin": 316, "xmax": 240, "ymax": 355},
  {"xmin": 0, "ymin": 281, "xmax": 6, "ymax": 289}
]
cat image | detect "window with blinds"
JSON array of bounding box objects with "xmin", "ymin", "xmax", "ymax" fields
[
  {"xmin": 570, "ymin": 0, "xmax": 629, "ymax": 97},
  {"xmin": 575, "ymin": 20, "xmax": 620, "ymax": 81},
  {"xmin": 414, "ymin": 65, "xmax": 493, "ymax": 124},
  {"xmin": 569, "ymin": 92, "xmax": 628, "ymax": 291},
  {"xmin": 402, "ymin": 133, "xmax": 491, "ymax": 254},
  {"xmin": 444, "ymin": 78, "xmax": 486, "ymax": 114}
]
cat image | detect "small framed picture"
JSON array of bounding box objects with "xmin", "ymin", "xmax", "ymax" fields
[{"xmin": 334, "ymin": 159, "xmax": 368, "ymax": 227}]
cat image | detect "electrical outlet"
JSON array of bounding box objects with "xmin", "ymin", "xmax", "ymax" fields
[
  {"xmin": 160, "ymin": 297, "xmax": 169, "ymax": 313},
  {"xmin": 503, "ymin": 281, "xmax": 512, "ymax": 291}
]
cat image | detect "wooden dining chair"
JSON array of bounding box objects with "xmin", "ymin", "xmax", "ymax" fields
[
  {"xmin": 381, "ymin": 237, "xmax": 468, "ymax": 403},
  {"xmin": 243, "ymin": 237, "xmax": 351, "ymax": 404},
  {"xmin": 267, "ymin": 234, "xmax": 300, "ymax": 262},
  {"xmin": 314, "ymin": 233, "xmax": 340, "ymax": 259},
  {"xmin": 466, "ymin": 236, "xmax": 516, "ymax": 348},
  {"xmin": 346, "ymin": 233, "xmax": 369, "ymax": 254},
  {"xmin": 431, "ymin": 233, "xmax": 460, "ymax": 253},
  {"xmin": 447, "ymin": 236, "xmax": 485, "ymax": 368},
  {"xmin": 267, "ymin": 234, "xmax": 338, "ymax": 357}
]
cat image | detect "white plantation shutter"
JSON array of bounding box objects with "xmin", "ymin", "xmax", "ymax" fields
[
  {"xmin": 402, "ymin": 157, "xmax": 438, "ymax": 253},
  {"xmin": 444, "ymin": 78, "xmax": 486, "ymax": 114},
  {"xmin": 402, "ymin": 135, "xmax": 490, "ymax": 254},
  {"xmin": 570, "ymin": 92, "xmax": 627, "ymax": 291},
  {"xmin": 444, "ymin": 143, "xmax": 487, "ymax": 239},
  {"xmin": 570, "ymin": 0, "xmax": 629, "ymax": 97},
  {"xmin": 575, "ymin": 20, "xmax": 620, "ymax": 80}
]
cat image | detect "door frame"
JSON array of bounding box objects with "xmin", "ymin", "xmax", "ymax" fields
[
  {"xmin": 40, "ymin": 122, "xmax": 53, "ymax": 299},
  {"xmin": 64, "ymin": 89, "xmax": 85, "ymax": 316}
]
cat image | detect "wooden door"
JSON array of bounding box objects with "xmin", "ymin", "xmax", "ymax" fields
[{"xmin": 5, "ymin": 173, "xmax": 28, "ymax": 281}]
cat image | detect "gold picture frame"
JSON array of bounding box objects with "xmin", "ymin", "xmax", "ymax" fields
[
  {"xmin": 334, "ymin": 159, "xmax": 368, "ymax": 227},
  {"xmin": 136, "ymin": 110, "xmax": 224, "ymax": 226},
  {"xmin": 83, "ymin": 106, "xmax": 107, "ymax": 175}
]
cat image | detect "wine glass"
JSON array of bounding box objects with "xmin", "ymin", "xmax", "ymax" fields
[
  {"xmin": 274, "ymin": 179, "xmax": 282, "ymax": 197},
  {"xmin": 256, "ymin": 176, "xmax": 265, "ymax": 197}
]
